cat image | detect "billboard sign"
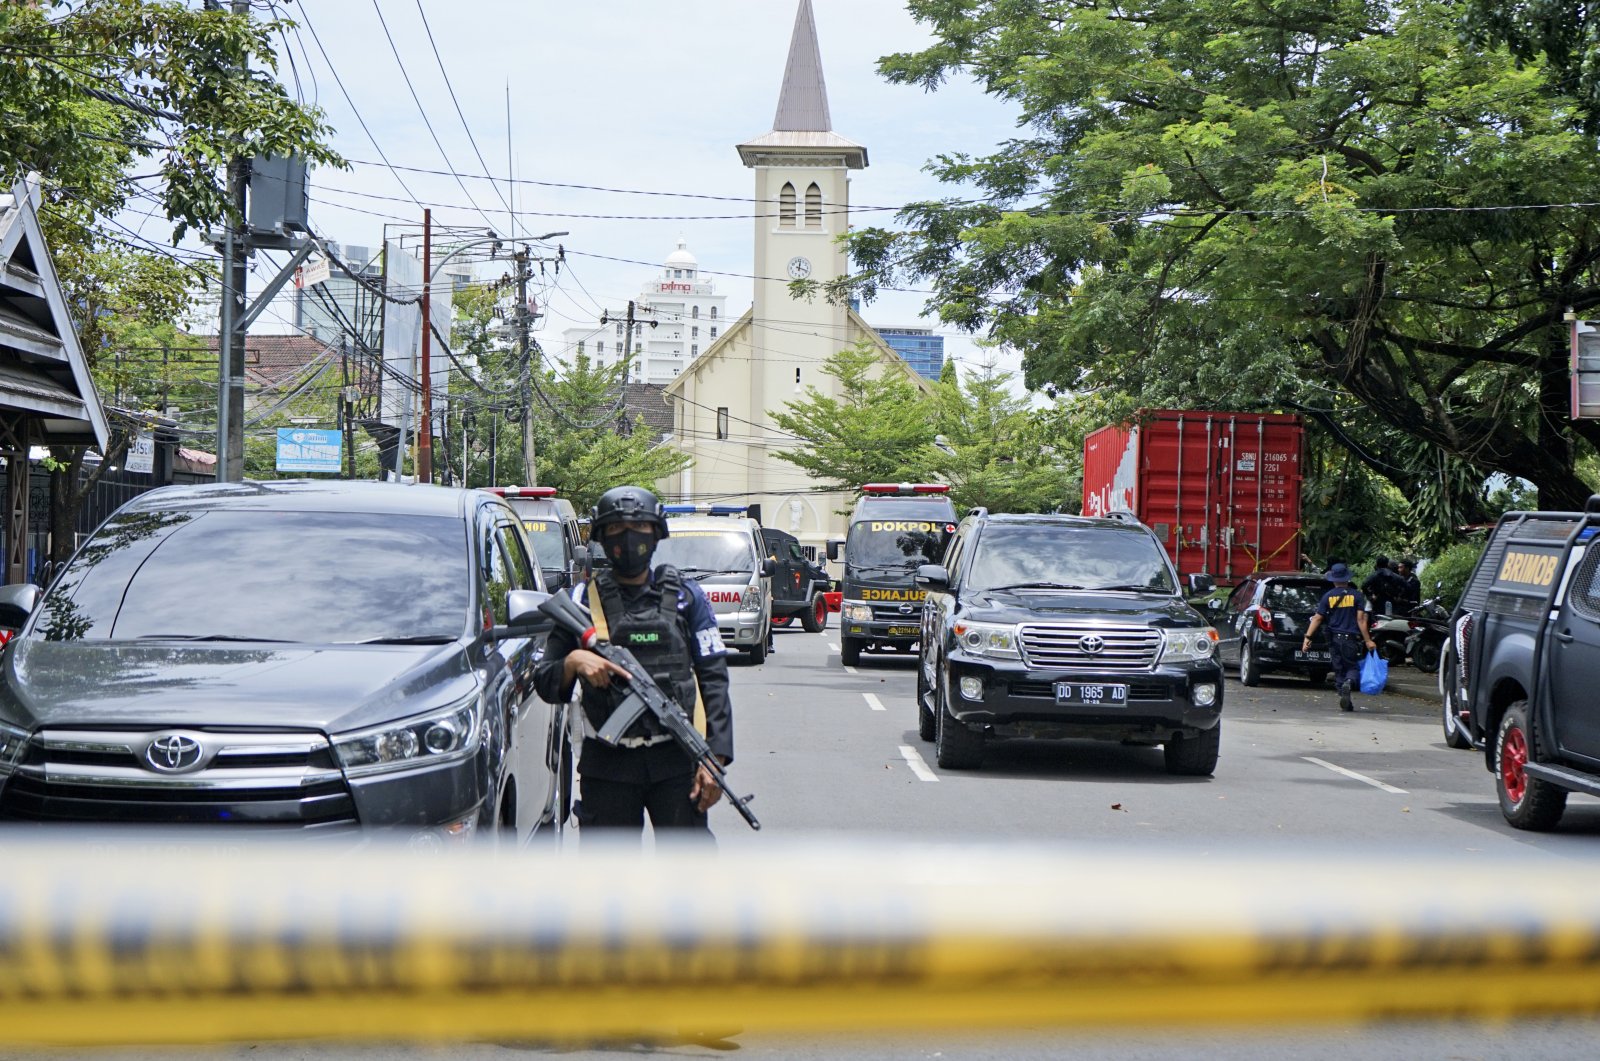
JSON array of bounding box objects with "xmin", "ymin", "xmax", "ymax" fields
[{"xmin": 275, "ymin": 429, "xmax": 342, "ymax": 474}]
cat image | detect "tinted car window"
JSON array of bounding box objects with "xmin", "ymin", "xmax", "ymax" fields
[
  {"xmin": 36, "ymin": 510, "xmax": 470, "ymax": 643},
  {"xmin": 965, "ymin": 525, "xmax": 1176, "ymax": 594},
  {"xmin": 495, "ymin": 520, "xmax": 539, "ymax": 592},
  {"xmin": 655, "ymin": 529, "xmax": 756, "ymax": 573},
  {"xmin": 1264, "ymin": 580, "xmax": 1326, "ymax": 612}
]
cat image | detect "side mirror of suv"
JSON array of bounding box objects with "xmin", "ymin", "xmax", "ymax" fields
[
  {"xmin": 490, "ymin": 589, "xmax": 555, "ymax": 639},
  {"xmin": 761, "ymin": 558, "xmax": 777, "ymax": 578},
  {"xmin": 0, "ymin": 583, "xmax": 41, "ymax": 630},
  {"xmin": 915, "ymin": 564, "xmax": 950, "ymax": 592},
  {"xmin": 1186, "ymin": 573, "xmax": 1216, "ymax": 597},
  {"xmin": 544, "ymin": 568, "xmax": 570, "ymax": 592},
  {"xmin": 825, "ymin": 539, "xmax": 844, "ymax": 561}
]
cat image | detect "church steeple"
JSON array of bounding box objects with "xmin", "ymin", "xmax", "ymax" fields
[
  {"xmin": 773, "ymin": 0, "xmax": 831, "ymax": 132},
  {"xmin": 737, "ymin": 0, "xmax": 867, "ymax": 169}
]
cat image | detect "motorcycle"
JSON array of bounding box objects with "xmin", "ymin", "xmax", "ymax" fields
[
  {"xmin": 1404, "ymin": 592, "xmax": 1451, "ymax": 674},
  {"xmin": 1370, "ymin": 611, "xmax": 1412, "ymax": 665}
]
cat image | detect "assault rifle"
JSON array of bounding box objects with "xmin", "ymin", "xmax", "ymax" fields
[{"xmin": 538, "ymin": 591, "xmax": 761, "ymax": 830}]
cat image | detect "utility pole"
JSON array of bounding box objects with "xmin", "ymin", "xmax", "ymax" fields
[
  {"xmin": 417, "ymin": 209, "xmax": 434, "ymax": 484},
  {"xmin": 209, "ymin": 0, "xmax": 251, "ymax": 483},
  {"xmin": 599, "ymin": 300, "xmax": 656, "ymax": 385},
  {"xmin": 513, "ymin": 247, "xmax": 536, "ymax": 485}
]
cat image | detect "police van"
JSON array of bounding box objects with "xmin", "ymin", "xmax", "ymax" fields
[
  {"xmin": 482, "ymin": 486, "xmax": 586, "ymax": 590},
  {"xmin": 656, "ymin": 504, "xmax": 774, "ymax": 664},
  {"xmin": 827, "ymin": 484, "xmax": 959, "ymax": 666}
]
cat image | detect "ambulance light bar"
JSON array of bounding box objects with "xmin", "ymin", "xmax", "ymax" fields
[
  {"xmin": 860, "ymin": 483, "xmax": 950, "ymax": 496},
  {"xmin": 663, "ymin": 503, "xmax": 749, "ymax": 516},
  {"xmin": 485, "ymin": 485, "xmax": 559, "ymax": 498}
]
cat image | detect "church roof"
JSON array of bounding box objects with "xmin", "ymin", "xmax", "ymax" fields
[{"xmin": 737, "ymin": 0, "xmax": 867, "ymax": 169}]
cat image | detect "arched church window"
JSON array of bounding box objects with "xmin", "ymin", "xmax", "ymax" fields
[
  {"xmin": 805, "ymin": 183, "xmax": 822, "ymax": 227},
  {"xmin": 779, "ymin": 183, "xmax": 797, "ymax": 227}
]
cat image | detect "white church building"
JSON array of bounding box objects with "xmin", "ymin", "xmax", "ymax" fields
[{"xmin": 660, "ymin": 0, "xmax": 925, "ymax": 550}]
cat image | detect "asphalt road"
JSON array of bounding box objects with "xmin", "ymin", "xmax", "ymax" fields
[{"xmin": 6, "ymin": 621, "xmax": 1600, "ymax": 1061}]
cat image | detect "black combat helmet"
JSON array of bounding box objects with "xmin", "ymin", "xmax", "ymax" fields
[{"xmin": 591, "ymin": 485, "xmax": 670, "ymax": 539}]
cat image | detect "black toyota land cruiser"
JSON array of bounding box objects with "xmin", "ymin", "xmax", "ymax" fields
[{"xmin": 915, "ymin": 511, "xmax": 1222, "ymax": 774}]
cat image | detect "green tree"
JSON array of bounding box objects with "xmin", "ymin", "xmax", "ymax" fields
[
  {"xmin": 770, "ymin": 342, "xmax": 935, "ymax": 491},
  {"xmin": 837, "ymin": 0, "xmax": 1600, "ymax": 514},
  {"xmin": 1, "ymin": 0, "xmax": 338, "ymax": 561},
  {"xmin": 919, "ymin": 357, "xmax": 1072, "ymax": 512}
]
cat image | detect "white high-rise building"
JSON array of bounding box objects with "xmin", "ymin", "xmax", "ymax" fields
[{"xmin": 559, "ymin": 239, "xmax": 729, "ymax": 385}]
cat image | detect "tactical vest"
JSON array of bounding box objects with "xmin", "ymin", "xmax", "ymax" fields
[{"xmin": 582, "ymin": 567, "xmax": 698, "ymax": 740}]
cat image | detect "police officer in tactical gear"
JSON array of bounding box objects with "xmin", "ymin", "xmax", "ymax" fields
[{"xmin": 534, "ymin": 485, "xmax": 734, "ymax": 836}]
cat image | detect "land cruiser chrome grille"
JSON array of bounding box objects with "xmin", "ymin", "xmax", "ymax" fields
[
  {"xmin": 1018, "ymin": 623, "xmax": 1162, "ymax": 671},
  {"xmin": 0, "ymin": 729, "xmax": 356, "ymax": 826}
]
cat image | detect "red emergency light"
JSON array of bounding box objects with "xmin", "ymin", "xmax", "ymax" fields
[
  {"xmin": 860, "ymin": 483, "xmax": 950, "ymax": 496},
  {"xmin": 486, "ymin": 485, "xmax": 559, "ymax": 498}
]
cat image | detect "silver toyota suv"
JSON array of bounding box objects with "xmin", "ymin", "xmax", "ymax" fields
[{"xmin": 655, "ymin": 505, "xmax": 774, "ymax": 663}]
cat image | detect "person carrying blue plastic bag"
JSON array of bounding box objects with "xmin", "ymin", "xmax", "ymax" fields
[{"xmin": 1301, "ymin": 563, "xmax": 1379, "ymax": 712}]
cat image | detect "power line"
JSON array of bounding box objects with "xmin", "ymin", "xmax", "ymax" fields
[
  {"xmin": 410, "ymin": 0, "xmax": 516, "ymax": 224},
  {"xmin": 367, "ymin": 0, "xmax": 501, "ymax": 234},
  {"xmin": 296, "ymin": 2, "xmax": 425, "ymax": 211}
]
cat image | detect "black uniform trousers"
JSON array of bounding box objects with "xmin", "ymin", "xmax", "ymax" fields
[
  {"xmin": 577, "ymin": 737, "xmax": 709, "ymax": 839},
  {"xmin": 1329, "ymin": 632, "xmax": 1365, "ymax": 690}
]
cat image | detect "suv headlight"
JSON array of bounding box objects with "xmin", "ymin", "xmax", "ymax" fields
[
  {"xmin": 0, "ymin": 719, "xmax": 28, "ymax": 778},
  {"xmin": 1163, "ymin": 627, "xmax": 1219, "ymax": 663},
  {"xmin": 843, "ymin": 602, "xmax": 872, "ymax": 623},
  {"xmin": 332, "ymin": 697, "xmax": 482, "ymax": 778},
  {"xmin": 740, "ymin": 586, "xmax": 763, "ymax": 614},
  {"xmin": 952, "ymin": 620, "xmax": 1020, "ymax": 659}
]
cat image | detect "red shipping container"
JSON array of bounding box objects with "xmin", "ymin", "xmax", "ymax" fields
[{"xmin": 1082, "ymin": 411, "xmax": 1304, "ymax": 581}]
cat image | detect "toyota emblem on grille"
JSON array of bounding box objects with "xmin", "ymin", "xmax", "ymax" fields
[
  {"xmin": 1078, "ymin": 635, "xmax": 1106, "ymax": 655},
  {"xmin": 898, "ymin": 602, "xmax": 916, "ymax": 614},
  {"xmin": 145, "ymin": 734, "xmax": 203, "ymax": 772}
]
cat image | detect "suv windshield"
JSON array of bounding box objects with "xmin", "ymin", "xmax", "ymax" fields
[
  {"xmin": 654, "ymin": 528, "xmax": 755, "ymax": 573},
  {"xmin": 845, "ymin": 520, "xmax": 949, "ymax": 574},
  {"xmin": 34, "ymin": 510, "xmax": 470, "ymax": 643},
  {"xmin": 966, "ymin": 525, "xmax": 1176, "ymax": 594}
]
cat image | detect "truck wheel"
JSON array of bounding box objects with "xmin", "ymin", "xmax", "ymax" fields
[
  {"xmin": 840, "ymin": 636, "xmax": 862, "ymax": 667},
  {"xmin": 770, "ymin": 615, "xmax": 793, "ymax": 628},
  {"xmin": 1239, "ymin": 640, "xmax": 1262, "ymax": 686},
  {"xmin": 934, "ymin": 677, "xmax": 984, "ymax": 770},
  {"xmin": 1441, "ymin": 646, "xmax": 1473, "ymax": 750},
  {"xmin": 1164, "ymin": 723, "xmax": 1221, "ymax": 776},
  {"xmin": 747, "ymin": 631, "xmax": 768, "ymax": 665},
  {"xmin": 916, "ymin": 665, "xmax": 935, "ymax": 742},
  {"xmin": 1495, "ymin": 701, "xmax": 1567, "ymax": 831},
  {"xmin": 800, "ymin": 594, "xmax": 827, "ymax": 633}
]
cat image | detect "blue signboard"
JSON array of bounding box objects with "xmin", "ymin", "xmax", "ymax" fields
[{"xmin": 275, "ymin": 428, "xmax": 342, "ymax": 474}]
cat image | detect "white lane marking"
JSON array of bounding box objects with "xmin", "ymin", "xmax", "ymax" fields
[
  {"xmin": 1303, "ymin": 756, "xmax": 1409, "ymax": 795},
  {"xmin": 843, "ymin": 665, "xmax": 858, "ymax": 675},
  {"xmin": 899, "ymin": 745, "xmax": 939, "ymax": 782},
  {"xmin": 827, "ymin": 642, "xmax": 840, "ymax": 653},
  {"xmin": 863, "ymin": 693, "xmax": 886, "ymax": 712}
]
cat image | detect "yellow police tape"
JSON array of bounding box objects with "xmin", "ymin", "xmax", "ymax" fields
[{"xmin": 2, "ymin": 835, "xmax": 1600, "ymax": 1044}]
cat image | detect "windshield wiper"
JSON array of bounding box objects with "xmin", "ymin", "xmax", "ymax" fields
[
  {"xmin": 985, "ymin": 581, "xmax": 1085, "ymax": 592},
  {"xmin": 1096, "ymin": 583, "xmax": 1165, "ymax": 593},
  {"xmin": 133, "ymin": 634, "xmax": 298, "ymax": 643},
  {"xmin": 848, "ymin": 564, "xmax": 915, "ymax": 575},
  {"xmin": 349, "ymin": 635, "xmax": 455, "ymax": 645}
]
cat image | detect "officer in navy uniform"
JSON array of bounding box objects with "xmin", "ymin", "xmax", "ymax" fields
[
  {"xmin": 533, "ymin": 485, "xmax": 734, "ymax": 835},
  {"xmin": 1301, "ymin": 562, "xmax": 1378, "ymax": 712}
]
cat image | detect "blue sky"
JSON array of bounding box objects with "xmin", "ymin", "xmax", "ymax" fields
[{"xmin": 160, "ymin": 0, "xmax": 1027, "ymax": 379}]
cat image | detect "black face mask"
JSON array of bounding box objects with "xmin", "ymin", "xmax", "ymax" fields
[{"xmin": 606, "ymin": 528, "xmax": 656, "ymax": 578}]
